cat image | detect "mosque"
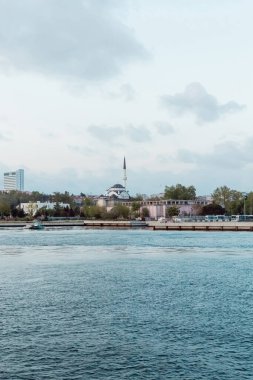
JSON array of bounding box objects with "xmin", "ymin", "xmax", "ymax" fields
[
  {"xmin": 96, "ymin": 157, "xmax": 211, "ymax": 219},
  {"xmin": 96, "ymin": 157, "xmax": 130, "ymax": 209},
  {"xmin": 105, "ymin": 157, "xmax": 130, "ymax": 200}
]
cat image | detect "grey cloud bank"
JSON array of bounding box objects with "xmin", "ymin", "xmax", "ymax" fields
[
  {"xmin": 0, "ymin": 0, "xmax": 148, "ymax": 81},
  {"xmin": 177, "ymin": 139, "xmax": 253, "ymax": 170}
]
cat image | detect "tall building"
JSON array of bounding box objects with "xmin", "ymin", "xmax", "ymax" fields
[{"xmin": 4, "ymin": 169, "xmax": 24, "ymax": 191}]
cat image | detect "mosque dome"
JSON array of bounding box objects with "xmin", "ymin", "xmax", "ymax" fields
[
  {"xmin": 111, "ymin": 184, "xmax": 124, "ymax": 189},
  {"xmin": 106, "ymin": 183, "xmax": 130, "ymax": 199}
]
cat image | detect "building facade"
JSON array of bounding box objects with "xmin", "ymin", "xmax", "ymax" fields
[
  {"xmin": 4, "ymin": 169, "xmax": 24, "ymax": 191},
  {"xmin": 19, "ymin": 201, "xmax": 70, "ymax": 216},
  {"xmin": 121, "ymin": 198, "xmax": 211, "ymax": 220}
]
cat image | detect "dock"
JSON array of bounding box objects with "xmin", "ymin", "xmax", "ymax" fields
[
  {"xmin": 148, "ymin": 221, "xmax": 253, "ymax": 232},
  {"xmin": 83, "ymin": 220, "xmax": 148, "ymax": 228},
  {"xmin": 0, "ymin": 220, "xmax": 148, "ymax": 228},
  {"xmin": 1, "ymin": 220, "xmax": 253, "ymax": 231}
]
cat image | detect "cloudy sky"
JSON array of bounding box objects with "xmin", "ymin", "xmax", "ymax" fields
[{"xmin": 0, "ymin": 0, "xmax": 252, "ymax": 196}]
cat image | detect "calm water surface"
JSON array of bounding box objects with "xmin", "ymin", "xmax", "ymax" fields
[{"xmin": 0, "ymin": 228, "xmax": 253, "ymax": 379}]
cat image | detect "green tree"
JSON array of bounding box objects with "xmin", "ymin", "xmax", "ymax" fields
[
  {"xmin": 245, "ymin": 192, "xmax": 253, "ymax": 214},
  {"xmin": 229, "ymin": 190, "xmax": 244, "ymax": 214},
  {"xmin": 212, "ymin": 186, "xmax": 243, "ymax": 214},
  {"xmin": 89, "ymin": 205, "xmax": 105, "ymax": 219},
  {"xmin": 51, "ymin": 191, "xmax": 73, "ymax": 206},
  {"xmin": 131, "ymin": 201, "xmax": 141, "ymax": 218},
  {"xmin": 53, "ymin": 202, "xmax": 62, "ymax": 217},
  {"xmin": 166, "ymin": 206, "xmax": 179, "ymax": 218},
  {"xmin": 164, "ymin": 184, "xmax": 196, "ymax": 200},
  {"xmin": 131, "ymin": 194, "xmax": 143, "ymax": 201},
  {"xmin": 108, "ymin": 205, "xmax": 130, "ymax": 220},
  {"xmin": 81, "ymin": 205, "xmax": 106, "ymax": 219},
  {"xmin": 212, "ymin": 186, "xmax": 232, "ymax": 212},
  {"xmin": 141, "ymin": 207, "xmax": 150, "ymax": 219},
  {"xmin": 83, "ymin": 197, "xmax": 93, "ymax": 206},
  {"xmin": 0, "ymin": 201, "xmax": 11, "ymax": 217},
  {"xmin": 201, "ymin": 203, "xmax": 225, "ymax": 215}
]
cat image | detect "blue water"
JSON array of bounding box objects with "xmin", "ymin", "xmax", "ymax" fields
[{"xmin": 0, "ymin": 228, "xmax": 252, "ymax": 379}]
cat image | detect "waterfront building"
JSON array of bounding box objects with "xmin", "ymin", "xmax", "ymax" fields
[
  {"xmin": 96, "ymin": 157, "xmax": 211, "ymax": 218},
  {"xmin": 19, "ymin": 201, "xmax": 70, "ymax": 216},
  {"xmin": 120, "ymin": 197, "xmax": 211, "ymax": 220},
  {"xmin": 4, "ymin": 169, "xmax": 24, "ymax": 191}
]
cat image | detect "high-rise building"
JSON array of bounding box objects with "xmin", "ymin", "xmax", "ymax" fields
[{"xmin": 4, "ymin": 169, "xmax": 24, "ymax": 191}]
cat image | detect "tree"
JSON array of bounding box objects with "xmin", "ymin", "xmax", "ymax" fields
[
  {"xmin": 81, "ymin": 205, "xmax": 106, "ymax": 219},
  {"xmin": 51, "ymin": 191, "xmax": 73, "ymax": 206},
  {"xmin": 245, "ymin": 192, "xmax": 253, "ymax": 214},
  {"xmin": 83, "ymin": 197, "xmax": 93, "ymax": 206},
  {"xmin": 166, "ymin": 206, "xmax": 179, "ymax": 218},
  {"xmin": 0, "ymin": 201, "xmax": 11, "ymax": 218},
  {"xmin": 26, "ymin": 202, "xmax": 37, "ymax": 218},
  {"xmin": 131, "ymin": 201, "xmax": 141, "ymax": 218},
  {"xmin": 108, "ymin": 205, "xmax": 130, "ymax": 220},
  {"xmin": 89, "ymin": 205, "xmax": 105, "ymax": 219},
  {"xmin": 229, "ymin": 190, "xmax": 244, "ymax": 214},
  {"xmin": 212, "ymin": 186, "xmax": 232, "ymax": 211},
  {"xmin": 53, "ymin": 202, "xmax": 62, "ymax": 217},
  {"xmin": 201, "ymin": 203, "xmax": 225, "ymax": 215},
  {"xmin": 212, "ymin": 186, "xmax": 243, "ymax": 214},
  {"xmin": 29, "ymin": 191, "xmax": 46, "ymax": 202},
  {"xmin": 141, "ymin": 207, "xmax": 150, "ymax": 219},
  {"xmin": 17, "ymin": 208, "xmax": 26, "ymax": 218},
  {"xmin": 164, "ymin": 184, "xmax": 196, "ymax": 200},
  {"xmin": 131, "ymin": 194, "xmax": 143, "ymax": 201}
]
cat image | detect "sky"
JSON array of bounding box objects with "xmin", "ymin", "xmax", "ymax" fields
[{"xmin": 0, "ymin": 0, "xmax": 252, "ymax": 196}]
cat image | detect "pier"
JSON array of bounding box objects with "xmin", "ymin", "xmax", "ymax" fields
[
  {"xmin": 148, "ymin": 221, "xmax": 253, "ymax": 232},
  {"xmin": 1, "ymin": 220, "xmax": 253, "ymax": 231}
]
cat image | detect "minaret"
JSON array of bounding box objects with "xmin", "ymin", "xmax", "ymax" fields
[{"xmin": 123, "ymin": 156, "xmax": 127, "ymax": 190}]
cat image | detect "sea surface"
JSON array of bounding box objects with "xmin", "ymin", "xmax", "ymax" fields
[{"xmin": 0, "ymin": 227, "xmax": 252, "ymax": 379}]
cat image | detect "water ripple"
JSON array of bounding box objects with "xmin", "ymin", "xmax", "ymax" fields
[{"xmin": 0, "ymin": 229, "xmax": 253, "ymax": 379}]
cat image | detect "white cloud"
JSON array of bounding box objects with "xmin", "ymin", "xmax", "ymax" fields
[{"xmin": 161, "ymin": 83, "xmax": 245, "ymax": 123}]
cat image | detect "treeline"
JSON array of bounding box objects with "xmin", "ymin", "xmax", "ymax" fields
[
  {"xmin": 0, "ymin": 191, "xmax": 77, "ymax": 219},
  {"xmin": 210, "ymin": 186, "xmax": 252, "ymax": 215},
  {"xmin": 0, "ymin": 191, "xmax": 149, "ymax": 220},
  {"xmin": 163, "ymin": 184, "xmax": 253, "ymax": 215},
  {"xmin": 0, "ymin": 184, "xmax": 252, "ymax": 220}
]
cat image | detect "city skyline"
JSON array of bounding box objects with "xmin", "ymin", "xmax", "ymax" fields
[{"xmin": 0, "ymin": 1, "xmax": 252, "ymax": 195}]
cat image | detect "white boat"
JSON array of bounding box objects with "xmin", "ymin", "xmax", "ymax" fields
[{"xmin": 25, "ymin": 220, "xmax": 44, "ymax": 230}]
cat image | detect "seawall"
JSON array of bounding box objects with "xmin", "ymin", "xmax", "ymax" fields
[{"xmin": 1, "ymin": 220, "xmax": 253, "ymax": 231}]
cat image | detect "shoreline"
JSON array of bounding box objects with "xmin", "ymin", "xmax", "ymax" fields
[{"xmin": 1, "ymin": 220, "xmax": 253, "ymax": 231}]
